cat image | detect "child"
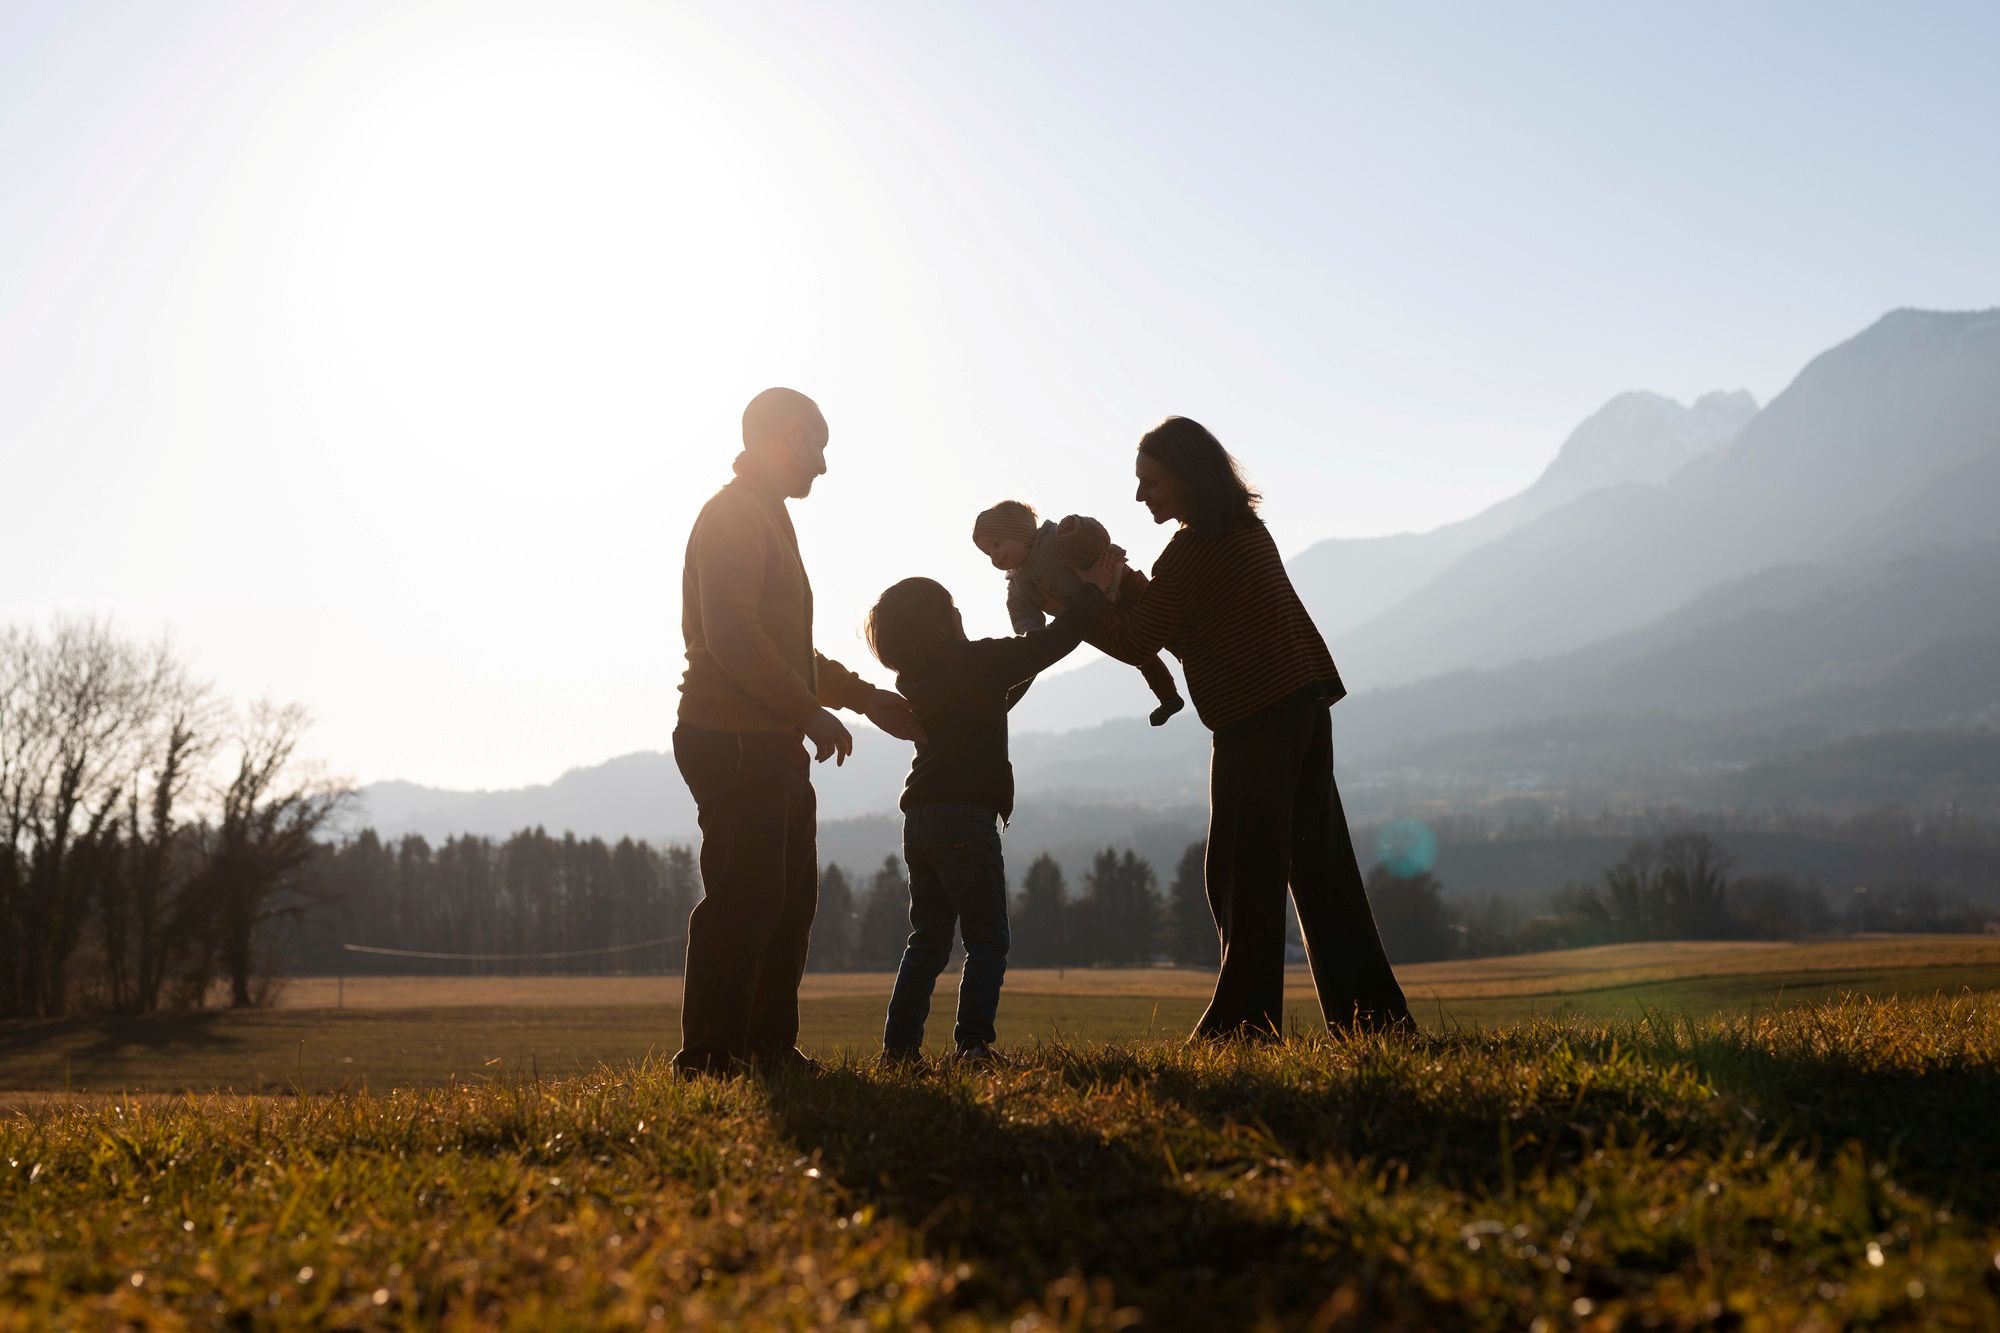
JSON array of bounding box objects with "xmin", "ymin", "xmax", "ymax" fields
[
  {"xmin": 862, "ymin": 575, "xmax": 1105, "ymax": 1065},
  {"xmin": 971, "ymin": 499, "xmax": 1185, "ymax": 726}
]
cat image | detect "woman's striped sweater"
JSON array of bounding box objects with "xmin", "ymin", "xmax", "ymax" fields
[{"xmin": 1091, "ymin": 521, "xmax": 1345, "ymax": 731}]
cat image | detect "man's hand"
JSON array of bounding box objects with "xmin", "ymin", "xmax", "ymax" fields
[
  {"xmin": 863, "ymin": 688, "xmax": 927, "ymax": 746},
  {"xmin": 803, "ymin": 707, "xmax": 854, "ymax": 766},
  {"xmin": 1077, "ymin": 548, "xmax": 1124, "ymax": 595}
]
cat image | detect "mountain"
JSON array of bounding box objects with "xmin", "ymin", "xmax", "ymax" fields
[
  {"xmin": 1336, "ymin": 538, "xmax": 2000, "ymax": 767},
  {"xmin": 1009, "ymin": 388, "xmax": 1756, "ymax": 735},
  {"xmin": 1332, "ymin": 309, "xmax": 2000, "ymax": 691},
  {"xmin": 350, "ymin": 737, "xmax": 909, "ymax": 843},
  {"xmin": 352, "ymin": 720, "xmax": 1214, "ymax": 847},
  {"xmin": 1291, "ymin": 388, "xmax": 1755, "ymax": 638}
]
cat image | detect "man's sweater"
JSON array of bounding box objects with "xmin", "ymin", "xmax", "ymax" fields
[{"xmin": 677, "ymin": 472, "xmax": 873, "ymax": 732}]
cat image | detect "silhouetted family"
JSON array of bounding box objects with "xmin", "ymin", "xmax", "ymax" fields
[{"xmin": 672, "ymin": 387, "xmax": 1409, "ymax": 1075}]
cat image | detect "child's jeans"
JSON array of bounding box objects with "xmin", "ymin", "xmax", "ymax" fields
[{"xmin": 882, "ymin": 803, "xmax": 1009, "ymax": 1052}]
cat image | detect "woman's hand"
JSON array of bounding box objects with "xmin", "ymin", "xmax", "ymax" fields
[{"xmin": 1076, "ymin": 548, "xmax": 1125, "ymax": 595}]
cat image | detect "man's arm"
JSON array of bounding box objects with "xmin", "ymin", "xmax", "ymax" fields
[
  {"xmin": 812, "ymin": 653, "xmax": 875, "ymax": 713},
  {"xmin": 815, "ymin": 651, "xmax": 925, "ymax": 744}
]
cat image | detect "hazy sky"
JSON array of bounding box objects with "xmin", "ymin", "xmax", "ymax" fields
[{"xmin": 6, "ymin": 1, "xmax": 1998, "ymax": 789}]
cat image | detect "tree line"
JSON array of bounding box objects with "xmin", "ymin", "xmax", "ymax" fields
[
  {"xmin": 1363, "ymin": 829, "xmax": 1999, "ymax": 964},
  {"xmin": 277, "ymin": 828, "xmax": 699, "ymax": 975},
  {"xmin": 808, "ymin": 845, "xmax": 1221, "ymax": 972},
  {"xmin": 299, "ymin": 836, "xmax": 1224, "ymax": 977},
  {"xmin": 1, "ymin": 620, "xmax": 346, "ymax": 1017}
]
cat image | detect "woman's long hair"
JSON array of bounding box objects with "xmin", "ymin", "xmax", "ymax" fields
[{"xmin": 1137, "ymin": 417, "xmax": 1262, "ymax": 533}]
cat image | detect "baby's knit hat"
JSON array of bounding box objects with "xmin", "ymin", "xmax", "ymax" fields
[{"xmin": 972, "ymin": 500, "xmax": 1038, "ymax": 550}]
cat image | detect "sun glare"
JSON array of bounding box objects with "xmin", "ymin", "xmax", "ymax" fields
[{"xmin": 292, "ymin": 31, "xmax": 798, "ymax": 462}]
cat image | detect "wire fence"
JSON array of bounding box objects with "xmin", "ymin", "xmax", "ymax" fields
[{"xmin": 341, "ymin": 935, "xmax": 685, "ymax": 963}]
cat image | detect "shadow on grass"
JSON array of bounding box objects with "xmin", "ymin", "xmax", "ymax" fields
[
  {"xmin": 1009, "ymin": 1037, "xmax": 1727, "ymax": 1202},
  {"xmin": 1677, "ymin": 1038, "xmax": 2000, "ymax": 1223},
  {"xmin": 0, "ymin": 1011, "xmax": 244, "ymax": 1069},
  {"xmin": 1123, "ymin": 1024, "xmax": 2000, "ymax": 1223},
  {"xmin": 760, "ymin": 1065, "xmax": 1449, "ymax": 1328}
]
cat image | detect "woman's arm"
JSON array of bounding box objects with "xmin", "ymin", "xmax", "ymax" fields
[{"xmin": 1086, "ymin": 541, "xmax": 1186, "ymax": 659}]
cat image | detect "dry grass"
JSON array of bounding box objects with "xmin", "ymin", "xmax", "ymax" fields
[
  {"xmin": 5, "ymin": 995, "xmax": 1999, "ymax": 1328},
  {"xmin": 282, "ymin": 934, "xmax": 2000, "ymax": 1010}
]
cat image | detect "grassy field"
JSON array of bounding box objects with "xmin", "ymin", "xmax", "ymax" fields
[
  {"xmin": 1, "ymin": 936, "xmax": 1996, "ymax": 1097},
  {"xmin": 4, "ymin": 994, "xmax": 1999, "ymax": 1327}
]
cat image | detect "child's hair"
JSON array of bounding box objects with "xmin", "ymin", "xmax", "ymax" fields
[
  {"xmin": 971, "ymin": 500, "xmax": 1038, "ymax": 551},
  {"xmin": 864, "ymin": 577, "xmax": 961, "ymax": 673}
]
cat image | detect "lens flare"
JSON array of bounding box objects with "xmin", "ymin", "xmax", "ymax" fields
[{"xmin": 1375, "ymin": 817, "xmax": 1438, "ymax": 878}]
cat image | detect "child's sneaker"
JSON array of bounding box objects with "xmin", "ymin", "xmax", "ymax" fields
[{"xmin": 954, "ymin": 1043, "xmax": 1008, "ymax": 1069}]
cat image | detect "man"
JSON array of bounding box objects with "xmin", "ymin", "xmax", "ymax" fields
[{"xmin": 673, "ymin": 387, "xmax": 923, "ymax": 1074}]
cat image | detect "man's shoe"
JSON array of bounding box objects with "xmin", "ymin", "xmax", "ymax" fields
[
  {"xmin": 878, "ymin": 1047, "xmax": 927, "ymax": 1072},
  {"xmin": 1350, "ymin": 1008, "xmax": 1418, "ymax": 1038},
  {"xmin": 752, "ymin": 1047, "xmax": 823, "ymax": 1077},
  {"xmin": 954, "ymin": 1043, "xmax": 1008, "ymax": 1069},
  {"xmin": 672, "ymin": 1050, "xmax": 745, "ymax": 1079}
]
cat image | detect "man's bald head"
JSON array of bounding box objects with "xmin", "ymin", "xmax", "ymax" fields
[
  {"xmin": 742, "ymin": 387, "xmax": 825, "ymax": 452},
  {"xmin": 739, "ymin": 387, "xmax": 830, "ymax": 499}
]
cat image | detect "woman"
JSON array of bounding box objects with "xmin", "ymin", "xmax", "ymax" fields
[{"xmin": 1085, "ymin": 416, "xmax": 1411, "ymax": 1038}]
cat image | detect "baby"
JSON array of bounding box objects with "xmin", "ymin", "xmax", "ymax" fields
[{"xmin": 971, "ymin": 499, "xmax": 1185, "ymax": 726}]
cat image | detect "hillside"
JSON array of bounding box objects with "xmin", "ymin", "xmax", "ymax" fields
[
  {"xmin": 1338, "ymin": 540, "xmax": 2000, "ymax": 765},
  {"xmin": 1332, "ymin": 309, "xmax": 2000, "ymax": 690},
  {"xmin": 1290, "ymin": 388, "xmax": 1756, "ymax": 640}
]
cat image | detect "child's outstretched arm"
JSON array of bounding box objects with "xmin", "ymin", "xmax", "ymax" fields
[{"xmin": 989, "ymin": 585, "xmax": 1106, "ymax": 708}]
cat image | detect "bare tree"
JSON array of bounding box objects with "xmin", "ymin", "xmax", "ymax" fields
[
  {"xmin": 1656, "ymin": 830, "xmax": 1735, "ymax": 937},
  {"xmin": 185, "ymin": 702, "xmax": 352, "ymax": 1008},
  {"xmin": 0, "ymin": 621, "xmax": 174, "ymax": 1016},
  {"xmin": 105, "ymin": 665, "xmax": 219, "ymax": 1012},
  {"xmin": 1598, "ymin": 839, "xmax": 1659, "ymax": 940}
]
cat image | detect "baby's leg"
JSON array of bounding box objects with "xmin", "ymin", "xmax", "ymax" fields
[{"xmin": 1138, "ymin": 655, "xmax": 1185, "ymax": 725}]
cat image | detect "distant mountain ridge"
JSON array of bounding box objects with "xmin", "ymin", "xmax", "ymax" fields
[
  {"xmin": 1330, "ymin": 308, "xmax": 2000, "ymax": 690},
  {"xmin": 1283, "ymin": 388, "xmax": 1756, "ymax": 638},
  {"xmin": 353, "ymin": 720, "xmax": 1215, "ymax": 846}
]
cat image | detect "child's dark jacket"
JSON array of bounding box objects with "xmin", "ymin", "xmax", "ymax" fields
[{"xmin": 894, "ymin": 589, "xmax": 1103, "ymax": 819}]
